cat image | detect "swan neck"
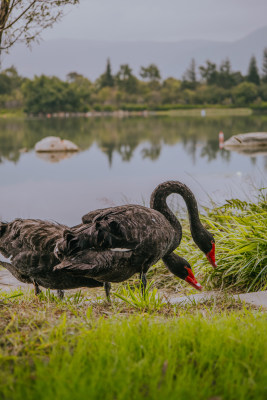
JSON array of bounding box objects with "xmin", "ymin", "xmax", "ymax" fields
[{"xmin": 150, "ymin": 181, "xmax": 202, "ymax": 238}]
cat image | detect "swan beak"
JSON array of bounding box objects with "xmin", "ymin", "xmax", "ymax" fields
[
  {"xmin": 185, "ymin": 267, "xmax": 203, "ymax": 291},
  {"xmin": 206, "ymin": 242, "xmax": 217, "ymax": 268}
]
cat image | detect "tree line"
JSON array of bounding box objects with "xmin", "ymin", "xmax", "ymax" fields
[{"xmin": 1, "ymin": 49, "xmax": 267, "ymax": 114}]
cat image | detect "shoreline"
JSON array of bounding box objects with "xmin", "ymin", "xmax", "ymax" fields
[{"xmin": 0, "ymin": 107, "xmax": 254, "ymax": 119}]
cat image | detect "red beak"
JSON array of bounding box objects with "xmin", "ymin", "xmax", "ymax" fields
[
  {"xmin": 206, "ymin": 242, "xmax": 217, "ymax": 268},
  {"xmin": 185, "ymin": 267, "xmax": 203, "ymax": 291}
]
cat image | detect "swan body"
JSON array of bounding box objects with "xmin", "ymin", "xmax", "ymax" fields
[
  {"xmin": 55, "ymin": 181, "xmax": 216, "ymax": 290},
  {"xmin": 55, "ymin": 204, "xmax": 180, "ymax": 281},
  {"xmin": 0, "ymin": 219, "xmax": 104, "ymax": 296}
]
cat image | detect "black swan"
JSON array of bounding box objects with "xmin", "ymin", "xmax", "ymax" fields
[
  {"xmin": 0, "ymin": 196, "xmax": 202, "ymax": 299},
  {"xmin": 0, "ymin": 219, "xmax": 105, "ymax": 298},
  {"xmin": 54, "ymin": 181, "xmax": 216, "ymax": 295}
]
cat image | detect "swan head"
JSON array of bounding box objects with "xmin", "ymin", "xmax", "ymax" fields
[
  {"xmin": 192, "ymin": 229, "xmax": 217, "ymax": 268},
  {"xmin": 163, "ymin": 253, "xmax": 202, "ymax": 291},
  {"xmin": 206, "ymin": 241, "xmax": 217, "ymax": 268},
  {"xmin": 184, "ymin": 266, "xmax": 203, "ymax": 291}
]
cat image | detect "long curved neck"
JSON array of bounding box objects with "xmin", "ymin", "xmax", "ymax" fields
[{"xmin": 150, "ymin": 181, "xmax": 203, "ymax": 244}]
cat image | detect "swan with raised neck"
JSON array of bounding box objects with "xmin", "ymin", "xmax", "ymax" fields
[{"xmin": 150, "ymin": 181, "xmax": 217, "ymax": 267}]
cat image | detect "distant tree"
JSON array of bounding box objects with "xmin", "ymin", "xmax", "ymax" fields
[
  {"xmin": 66, "ymin": 72, "xmax": 84, "ymax": 83},
  {"xmin": 182, "ymin": 58, "xmax": 197, "ymax": 89},
  {"xmin": 233, "ymin": 81, "xmax": 258, "ymax": 105},
  {"xmin": 22, "ymin": 75, "xmax": 83, "ymax": 114},
  {"xmin": 98, "ymin": 58, "xmax": 114, "ymax": 88},
  {"xmin": 116, "ymin": 64, "xmax": 138, "ymax": 93},
  {"xmin": 217, "ymin": 59, "xmax": 235, "ymax": 88},
  {"xmin": 231, "ymin": 71, "xmax": 244, "ymax": 86},
  {"xmin": 0, "ymin": 0, "xmax": 79, "ymax": 55},
  {"xmin": 262, "ymin": 48, "xmax": 267, "ymax": 82},
  {"xmin": 260, "ymin": 83, "xmax": 267, "ymax": 101},
  {"xmin": 199, "ymin": 61, "xmax": 218, "ymax": 85},
  {"xmin": 0, "ymin": 70, "xmax": 11, "ymax": 94},
  {"xmin": 66, "ymin": 72, "xmax": 92, "ymax": 109},
  {"xmin": 0, "ymin": 65, "xmax": 21, "ymax": 93},
  {"xmin": 247, "ymin": 56, "xmax": 260, "ymax": 85},
  {"xmin": 161, "ymin": 77, "xmax": 181, "ymax": 103},
  {"xmin": 140, "ymin": 64, "xmax": 161, "ymax": 82}
]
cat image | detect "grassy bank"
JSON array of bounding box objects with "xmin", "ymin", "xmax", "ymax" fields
[
  {"xmin": 0, "ymin": 107, "xmax": 253, "ymax": 118},
  {"xmin": 0, "ymin": 290, "xmax": 266, "ymax": 400},
  {"xmin": 1, "ymin": 188, "xmax": 267, "ymax": 399}
]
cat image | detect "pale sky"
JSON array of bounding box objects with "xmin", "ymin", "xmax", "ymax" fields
[{"xmin": 43, "ymin": 0, "xmax": 267, "ymax": 42}]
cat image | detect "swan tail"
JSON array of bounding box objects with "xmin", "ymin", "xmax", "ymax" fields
[{"xmin": 0, "ymin": 222, "xmax": 7, "ymax": 238}]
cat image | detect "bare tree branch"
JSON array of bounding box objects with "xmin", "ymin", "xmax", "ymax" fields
[
  {"xmin": 3, "ymin": 1, "xmax": 37, "ymax": 31},
  {"xmin": 0, "ymin": 0, "xmax": 79, "ymax": 53}
]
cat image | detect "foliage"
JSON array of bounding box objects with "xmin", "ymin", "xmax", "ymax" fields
[
  {"xmin": 233, "ymin": 81, "xmax": 258, "ymax": 106},
  {"xmin": 98, "ymin": 58, "xmax": 114, "ymax": 88},
  {"xmin": 140, "ymin": 63, "xmax": 161, "ymax": 82},
  {"xmin": 262, "ymin": 48, "xmax": 267, "ymax": 82},
  {"xmin": 0, "ymin": 293, "xmax": 266, "ymax": 400},
  {"xmin": 3, "ymin": 48, "xmax": 267, "ymax": 113},
  {"xmin": 199, "ymin": 60, "xmax": 218, "ymax": 85},
  {"xmin": 22, "ymin": 75, "xmax": 89, "ymax": 113},
  {"xmin": 186, "ymin": 190, "xmax": 267, "ymax": 292},
  {"xmin": 182, "ymin": 58, "xmax": 197, "ymax": 89},
  {"xmin": 0, "ymin": 0, "xmax": 79, "ymax": 53},
  {"xmin": 247, "ymin": 55, "xmax": 260, "ymax": 85},
  {"xmin": 114, "ymin": 281, "xmax": 165, "ymax": 312},
  {"xmin": 116, "ymin": 64, "xmax": 138, "ymax": 93}
]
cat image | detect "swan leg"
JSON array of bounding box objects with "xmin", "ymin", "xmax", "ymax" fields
[
  {"xmin": 57, "ymin": 289, "xmax": 64, "ymax": 299},
  {"xmin": 140, "ymin": 272, "xmax": 147, "ymax": 296},
  {"xmin": 33, "ymin": 280, "xmax": 42, "ymax": 296},
  {"xmin": 104, "ymin": 282, "xmax": 111, "ymax": 302}
]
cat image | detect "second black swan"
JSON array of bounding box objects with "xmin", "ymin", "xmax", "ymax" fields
[{"xmin": 54, "ymin": 181, "xmax": 216, "ymax": 295}]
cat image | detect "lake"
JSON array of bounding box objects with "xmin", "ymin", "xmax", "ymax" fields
[{"xmin": 0, "ymin": 115, "xmax": 266, "ymax": 226}]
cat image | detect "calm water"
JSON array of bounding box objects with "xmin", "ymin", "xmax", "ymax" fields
[{"xmin": 0, "ymin": 116, "xmax": 266, "ymax": 226}]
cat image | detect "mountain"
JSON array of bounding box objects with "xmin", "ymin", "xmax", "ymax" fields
[{"xmin": 2, "ymin": 26, "xmax": 267, "ymax": 80}]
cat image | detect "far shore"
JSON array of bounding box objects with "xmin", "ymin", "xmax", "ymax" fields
[{"xmin": 0, "ymin": 107, "xmax": 256, "ymax": 120}]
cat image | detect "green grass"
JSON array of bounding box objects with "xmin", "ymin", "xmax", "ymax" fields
[
  {"xmin": 0, "ymin": 289, "xmax": 266, "ymax": 400},
  {"xmin": 186, "ymin": 191, "xmax": 267, "ymax": 292},
  {"xmin": 0, "ymin": 106, "xmax": 253, "ymax": 119},
  {"xmin": 0, "ymin": 191, "xmax": 266, "ymax": 399},
  {"xmin": 161, "ymin": 107, "xmax": 252, "ymax": 117},
  {"xmin": 146, "ymin": 188, "xmax": 267, "ymax": 293},
  {"xmin": 114, "ymin": 281, "xmax": 165, "ymax": 311},
  {"xmin": 0, "ymin": 109, "xmax": 25, "ymax": 119}
]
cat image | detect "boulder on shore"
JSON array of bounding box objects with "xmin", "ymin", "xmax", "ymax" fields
[
  {"xmin": 224, "ymin": 132, "xmax": 267, "ymax": 149},
  {"xmin": 35, "ymin": 136, "xmax": 79, "ymax": 152}
]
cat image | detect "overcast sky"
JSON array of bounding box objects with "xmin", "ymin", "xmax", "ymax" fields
[{"xmin": 43, "ymin": 0, "xmax": 267, "ymax": 42}]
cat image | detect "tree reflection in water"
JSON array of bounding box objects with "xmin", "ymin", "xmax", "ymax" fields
[{"xmin": 0, "ymin": 116, "xmax": 267, "ymax": 168}]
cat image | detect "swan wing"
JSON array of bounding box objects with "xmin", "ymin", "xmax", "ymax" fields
[{"xmin": 66, "ymin": 205, "xmax": 171, "ymax": 255}]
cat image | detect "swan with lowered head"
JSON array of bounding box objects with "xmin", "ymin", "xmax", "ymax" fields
[
  {"xmin": 54, "ymin": 181, "xmax": 216, "ymax": 297},
  {"xmin": 0, "ymin": 181, "xmax": 212, "ymax": 298}
]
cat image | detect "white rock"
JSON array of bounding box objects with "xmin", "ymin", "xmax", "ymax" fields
[
  {"xmin": 224, "ymin": 132, "xmax": 267, "ymax": 148},
  {"xmin": 35, "ymin": 136, "xmax": 79, "ymax": 152}
]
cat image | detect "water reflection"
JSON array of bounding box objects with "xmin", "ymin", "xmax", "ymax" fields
[
  {"xmin": 0, "ymin": 116, "xmax": 267, "ymax": 166},
  {"xmin": 225, "ymin": 148, "xmax": 267, "ymax": 157},
  {"xmin": 36, "ymin": 151, "xmax": 78, "ymax": 163},
  {"xmin": 0, "ymin": 116, "xmax": 267, "ymax": 226}
]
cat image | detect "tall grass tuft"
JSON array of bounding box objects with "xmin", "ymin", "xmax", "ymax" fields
[
  {"xmin": 188, "ymin": 189, "xmax": 267, "ymax": 292},
  {"xmin": 114, "ymin": 281, "xmax": 165, "ymax": 312}
]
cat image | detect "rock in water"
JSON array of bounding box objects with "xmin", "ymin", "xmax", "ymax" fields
[
  {"xmin": 35, "ymin": 136, "xmax": 79, "ymax": 152},
  {"xmin": 224, "ymin": 132, "xmax": 267, "ymax": 148}
]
